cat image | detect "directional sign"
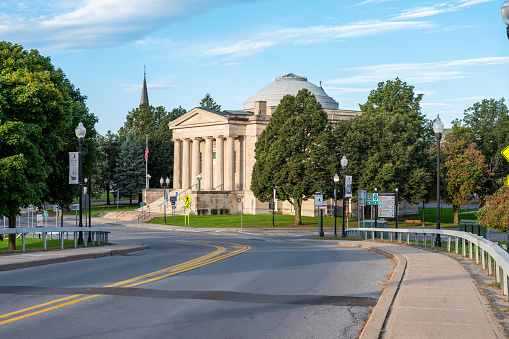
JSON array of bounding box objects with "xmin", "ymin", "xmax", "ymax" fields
[
  {"xmin": 366, "ymin": 193, "xmax": 379, "ymax": 205},
  {"xmin": 172, "ymin": 205, "xmax": 177, "ymax": 210},
  {"xmin": 183, "ymin": 195, "xmax": 192, "ymax": 205},
  {"xmin": 378, "ymin": 192, "xmax": 397, "ymax": 218}
]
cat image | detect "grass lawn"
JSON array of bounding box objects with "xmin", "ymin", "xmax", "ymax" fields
[
  {"xmin": 0, "ymin": 238, "xmax": 84, "ymax": 254},
  {"xmin": 146, "ymin": 207, "xmax": 479, "ymax": 229}
]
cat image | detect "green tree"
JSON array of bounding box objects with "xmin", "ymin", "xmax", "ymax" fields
[
  {"xmin": 460, "ymin": 98, "xmax": 509, "ymax": 198},
  {"xmin": 441, "ymin": 126, "xmax": 488, "ymax": 225},
  {"xmin": 477, "ymin": 180, "xmax": 509, "ymax": 232},
  {"xmin": 0, "ymin": 42, "xmax": 97, "ymax": 249},
  {"xmin": 114, "ymin": 132, "xmax": 145, "ymax": 205},
  {"xmin": 251, "ymin": 89, "xmax": 330, "ymax": 225},
  {"xmin": 199, "ymin": 93, "xmax": 221, "ymax": 111},
  {"xmin": 119, "ymin": 105, "xmax": 185, "ymax": 187},
  {"xmin": 96, "ymin": 131, "xmax": 121, "ymax": 205},
  {"xmin": 333, "ymin": 78, "xmax": 433, "ymax": 204}
]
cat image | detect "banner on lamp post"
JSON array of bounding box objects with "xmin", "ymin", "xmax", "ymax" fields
[
  {"xmin": 345, "ymin": 176, "xmax": 353, "ymax": 198},
  {"xmin": 69, "ymin": 152, "xmax": 78, "ymax": 184}
]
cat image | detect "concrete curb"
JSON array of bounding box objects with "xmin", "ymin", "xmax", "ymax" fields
[
  {"xmin": 289, "ymin": 240, "xmax": 406, "ymax": 339},
  {"xmin": 0, "ymin": 244, "xmax": 150, "ymax": 271}
]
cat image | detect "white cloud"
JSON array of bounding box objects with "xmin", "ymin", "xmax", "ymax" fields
[
  {"xmin": 325, "ymin": 57, "xmax": 509, "ymax": 85},
  {"xmin": 201, "ymin": 20, "xmax": 435, "ymax": 57},
  {"xmin": 0, "ymin": 0, "xmax": 252, "ymax": 51},
  {"xmin": 393, "ymin": 0, "xmax": 495, "ymax": 20}
]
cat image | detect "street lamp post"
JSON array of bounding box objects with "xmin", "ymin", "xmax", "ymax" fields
[
  {"xmin": 433, "ymin": 115, "xmax": 444, "ymax": 248},
  {"xmin": 75, "ymin": 122, "xmax": 86, "ymax": 246},
  {"xmin": 160, "ymin": 177, "xmax": 170, "ymax": 224},
  {"xmin": 502, "ymin": 1, "xmax": 509, "ymax": 39},
  {"xmin": 341, "ymin": 156, "xmax": 348, "ymax": 238},
  {"xmin": 146, "ymin": 174, "xmax": 151, "ymax": 189},
  {"xmin": 334, "ymin": 174, "xmax": 339, "ymax": 237},
  {"xmin": 196, "ymin": 174, "xmax": 202, "ymax": 191}
]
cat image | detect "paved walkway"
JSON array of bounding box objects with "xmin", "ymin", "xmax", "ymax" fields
[{"xmin": 321, "ymin": 240, "xmax": 504, "ymax": 339}]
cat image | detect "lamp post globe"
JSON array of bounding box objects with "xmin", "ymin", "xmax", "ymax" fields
[
  {"xmin": 433, "ymin": 115, "xmax": 444, "ymax": 248},
  {"xmin": 146, "ymin": 174, "xmax": 151, "ymax": 189},
  {"xmin": 503, "ymin": 0, "xmax": 509, "ymax": 38},
  {"xmin": 160, "ymin": 177, "xmax": 164, "ymax": 188},
  {"xmin": 75, "ymin": 122, "xmax": 86, "ymax": 246},
  {"xmin": 334, "ymin": 174, "xmax": 340, "ymax": 237},
  {"xmin": 341, "ymin": 156, "xmax": 348, "ymax": 238},
  {"xmin": 165, "ymin": 177, "xmax": 170, "ymax": 187}
]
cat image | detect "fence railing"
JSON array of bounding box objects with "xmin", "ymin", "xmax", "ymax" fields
[
  {"xmin": 346, "ymin": 227, "xmax": 509, "ymax": 300},
  {"xmin": 136, "ymin": 209, "xmax": 150, "ymax": 222},
  {"xmin": 116, "ymin": 206, "xmax": 128, "ymax": 219},
  {"xmin": 0, "ymin": 227, "xmax": 110, "ymax": 252}
]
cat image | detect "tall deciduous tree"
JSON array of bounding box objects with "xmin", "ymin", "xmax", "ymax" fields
[
  {"xmin": 441, "ymin": 126, "xmax": 488, "ymax": 225},
  {"xmin": 114, "ymin": 132, "xmax": 145, "ymax": 205},
  {"xmin": 199, "ymin": 93, "xmax": 221, "ymax": 111},
  {"xmin": 96, "ymin": 131, "xmax": 121, "ymax": 205},
  {"xmin": 477, "ymin": 180, "xmax": 509, "ymax": 232},
  {"xmin": 333, "ymin": 78, "xmax": 433, "ymax": 204},
  {"xmin": 251, "ymin": 89, "xmax": 330, "ymax": 225},
  {"xmin": 460, "ymin": 98, "xmax": 509, "ymax": 198},
  {"xmin": 119, "ymin": 104, "xmax": 184, "ymax": 187},
  {"xmin": 0, "ymin": 42, "xmax": 97, "ymax": 249}
]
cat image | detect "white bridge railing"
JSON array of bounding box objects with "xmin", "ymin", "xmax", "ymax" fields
[
  {"xmin": 0, "ymin": 227, "xmax": 110, "ymax": 252},
  {"xmin": 346, "ymin": 227, "xmax": 509, "ymax": 300}
]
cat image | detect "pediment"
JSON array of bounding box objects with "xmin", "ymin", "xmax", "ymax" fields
[{"xmin": 169, "ymin": 107, "xmax": 229, "ymax": 129}]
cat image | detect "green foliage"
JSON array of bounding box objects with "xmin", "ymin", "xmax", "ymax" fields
[
  {"xmin": 114, "ymin": 132, "xmax": 145, "ymax": 203},
  {"xmin": 333, "ymin": 78, "xmax": 433, "ymax": 203},
  {"xmin": 477, "ymin": 181, "xmax": 509, "ymax": 232},
  {"xmin": 199, "ymin": 93, "xmax": 221, "ymax": 111},
  {"xmin": 96, "ymin": 130, "xmax": 121, "ymax": 204},
  {"xmin": 251, "ymin": 89, "xmax": 330, "ymax": 225},
  {"xmin": 460, "ymin": 98, "xmax": 509, "ymax": 197},
  {"xmin": 118, "ymin": 104, "xmax": 185, "ymax": 187},
  {"xmin": 0, "ymin": 42, "xmax": 99, "ymax": 249},
  {"xmin": 441, "ymin": 129, "xmax": 487, "ymax": 225}
]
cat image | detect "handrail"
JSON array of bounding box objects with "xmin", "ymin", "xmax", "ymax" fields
[
  {"xmin": 213, "ymin": 183, "xmax": 224, "ymax": 191},
  {"xmin": 116, "ymin": 206, "xmax": 128, "ymax": 219},
  {"xmin": 0, "ymin": 227, "xmax": 110, "ymax": 252},
  {"xmin": 346, "ymin": 227, "xmax": 509, "ymax": 299},
  {"xmin": 136, "ymin": 208, "xmax": 150, "ymax": 222},
  {"xmin": 178, "ymin": 183, "xmax": 198, "ymax": 200}
]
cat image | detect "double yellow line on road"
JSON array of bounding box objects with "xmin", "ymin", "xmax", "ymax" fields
[{"xmin": 0, "ymin": 241, "xmax": 250, "ymax": 326}]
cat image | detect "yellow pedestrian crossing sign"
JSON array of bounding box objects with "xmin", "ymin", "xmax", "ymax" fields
[
  {"xmin": 183, "ymin": 195, "xmax": 192, "ymax": 204},
  {"xmin": 502, "ymin": 145, "xmax": 509, "ymax": 162}
]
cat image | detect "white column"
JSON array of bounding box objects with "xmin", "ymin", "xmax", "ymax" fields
[
  {"xmin": 173, "ymin": 139, "xmax": 181, "ymax": 189},
  {"xmin": 192, "ymin": 138, "xmax": 201, "ymax": 188},
  {"xmin": 182, "ymin": 138, "xmax": 191, "ymax": 189},
  {"xmin": 204, "ymin": 136, "xmax": 214, "ymax": 190},
  {"xmin": 225, "ymin": 136, "xmax": 235, "ymax": 191},
  {"xmin": 215, "ymin": 136, "xmax": 224, "ymax": 190}
]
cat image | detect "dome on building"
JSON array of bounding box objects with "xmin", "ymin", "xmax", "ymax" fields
[{"xmin": 243, "ymin": 73, "xmax": 339, "ymax": 110}]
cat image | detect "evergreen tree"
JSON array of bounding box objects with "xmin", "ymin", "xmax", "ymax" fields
[
  {"xmin": 96, "ymin": 131, "xmax": 121, "ymax": 205},
  {"xmin": 251, "ymin": 89, "xmax": 330, "ymax": 225},
  {"xmin": 114, "ymin": 132, "xmax": 145, "ymax": 205},
  {"xmin": 199, "ymin": 93, "xmax": 221, "ymax": 111}
]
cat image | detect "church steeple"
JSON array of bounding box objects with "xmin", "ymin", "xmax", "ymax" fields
[{"xmin": 140, "ymin": 66, "xmax": 149, "ymax": 106}]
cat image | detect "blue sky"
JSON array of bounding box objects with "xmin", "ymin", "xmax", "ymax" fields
[{"xmin": 1, "ymin": 0, "xmax": 508, "ymax": 135}]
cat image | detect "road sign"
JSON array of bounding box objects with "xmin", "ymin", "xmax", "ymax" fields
[
  {"xmin": 365, "ymin": 193, "xmax": 378, "ymax": 205},
  {"xmin": 502, "ymin": 145, "xmax": 509, "ymax": 162},
  {"xmin": 378, "ymin": 192, "xmax": 396, "ymax": 218},
  {"xmin": 172, "ymin": 205, "xmax": 177, "ymax": 210},
  {"xmin": 314, "ymin": 192, "xmax": 323, "ymax": 207},
  {"xmin": 358, "ymin": 190, "xmax": 366, "ymax": 207},
  {"xmin": 170, "ymin": 196, "xmax": 177, "ymax": 202},
  {"xmin": 171, "ymin": 201, "xmax": 176, "ymax": 206},
  {"xmin": 183, "ymin": 195, "xmax": 192, "ymax": 205},
  {"xmin": 43, "ymin": 211, "xmax": 49, "ymax": 217},
  {"xmin": 140, "ymin": 202, "xmax": 147, "ymax": 207}
]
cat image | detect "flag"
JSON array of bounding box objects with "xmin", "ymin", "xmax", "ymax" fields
[{"xmin": 145, "ymin": 142, "xmax": 149, "ymax": 162}]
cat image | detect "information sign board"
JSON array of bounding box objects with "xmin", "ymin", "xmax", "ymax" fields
[
  {"xmin": 170, "ymin": 196, "xmax": 177, "ymax": 202},
  {"xmin": 314, "ymin": 192, "xmax": 323, "ymax": 207},
  {"xmin": 377, "ymin": 192, "xmax": 397, "ymax": 218},
  {"xmin": 358, "ymin": 190, "xmax": 366, "ymax": 207}
]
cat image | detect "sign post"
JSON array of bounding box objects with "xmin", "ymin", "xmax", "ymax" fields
[
  {"xmin": 314, "ymin": 192, "xmax": 324, "ymax": 237},
  {"xmin": 183, "ymin": 195, "xmax": 192, "ymax": 227}
]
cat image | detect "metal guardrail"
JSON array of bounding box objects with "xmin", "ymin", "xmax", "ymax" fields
[
  {"xmin": 0, "ymin": 227, "xmax": 110, "ymax": 252},
  {"xmin": 346, "ymin": 227, "xmax": 509, "ymax": 300}
]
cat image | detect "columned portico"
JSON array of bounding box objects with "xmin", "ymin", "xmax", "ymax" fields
[
  {"xmin": 182, "ymin": 138, "xmax": 191, "ymax": 189},
  {"xmin": 204, "ymin": 136, "xmax": 214, "ymax": 190},
  {"xmin": 225, "ymin": 135, "xmax": 235, "ymax": 191},
  {"xmin": 192, "ymin": 138, "xmax": 201, "ymax": 188},
  {"xmin": 215, "ymin": 136, "xmax": 224, "ymax": 190},
  {"xmin": 173, "ymin": 139, "xmax": 181, "ymax": 189}
]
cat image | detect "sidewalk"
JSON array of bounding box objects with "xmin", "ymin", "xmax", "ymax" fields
[
  {"xmin": 0, "ymin": 244, "xmax": 149, "ymax": 271},
  {"xmin": 311, "ymin": 240, "xmax": 504, "ymax": 339}
]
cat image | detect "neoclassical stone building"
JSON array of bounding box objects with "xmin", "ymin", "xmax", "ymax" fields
[{"xmin": 163, "ymin": 74, "xmax": 361, "ymax": 216}]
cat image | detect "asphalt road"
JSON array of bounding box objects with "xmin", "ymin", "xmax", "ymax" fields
[{"xmin": 0, "ymin": 225, "xmax": 392, "ymax": 338}]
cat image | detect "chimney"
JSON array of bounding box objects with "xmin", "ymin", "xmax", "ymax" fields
[{"xmin": 254, "ymin": 101, "xmax": 267, "ymax": 115}]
